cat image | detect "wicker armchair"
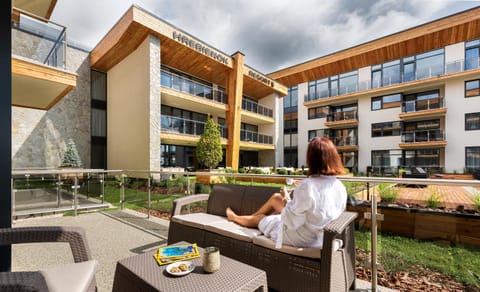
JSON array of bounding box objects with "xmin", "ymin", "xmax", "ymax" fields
[{"xmin": 0, "ymin": 226, "xmax": 97, "ymax": 292}]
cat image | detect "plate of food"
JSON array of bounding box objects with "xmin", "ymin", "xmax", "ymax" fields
[{"xmin": 165, "ymin": 261, "xmax": 195, "ymax": 276}]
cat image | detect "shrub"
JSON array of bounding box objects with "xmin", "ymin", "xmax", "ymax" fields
[
  {"xmin": 472, "ymin": 191, "xmax": 480, "ymax": 211},
  {"xmin": 378, "ymin": 183, "xmax": 398, "ymax": 203},
  {"xmin": 238, "ymin": 167, "xmax": 247, "ymax": 173},
  {"xmin": 277, "ymin": 168, "xmax": 287, "ymax": 175},
  {"xmin": 60, "ymin": 138, "xmax": 82, "ymax": 168},
  {"xmin": 196, "ymin": 117, "xmax": 222, "ymax": 170},
  {"xmin": 254, "ymin": 168, "xmax": 265, "ymax": 174},
  {"xmin": 195, "ymin": 183, "xmax": 212, "ymax": 194},
  {"xmin": 426, "ymin": 189, "xmax": 443, "ymax": 209}
]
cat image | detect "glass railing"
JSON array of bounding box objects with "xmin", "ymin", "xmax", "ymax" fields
[
  {"xmin": 402, "ymin": 97, "xmax": 444, "ymax": 113},
  {"xmin": 161, "ymin": 115, "xmax": 207, "ymax": 136},
  {"xmin": 326, "ymin": 110, "xmax": 358, "ymax": 122},
  {"xmin": 11, "ymin": 8, "xmax": 66, "ymax": 69},
  {"xmin": 160, "ymin": 70, "xmax": 227, "ymax": 104},
  {"xmin": 240, "ymin": 130, "xmax": 273, "ymax": 144},
  {"xmin": 11, "ymin": 169, "xmax": 112, "ymax": 217},
  {"xmin": 401, "ymin": 129, "xmax": 445, "ymax": 143},
  {"xmin": 242, "ymin": 99, "xmax": 273, "ymax": 118},
  {"xmin": 305, "ymin": 56, "xmax": 480, "ymax": 102},
  {"xmin": 331, "ymin": 136, "xmax": 357, "ymax": 147},
  {"xmin": 11, "ymin": 169, "xmax": 480, "ymax": 291}
]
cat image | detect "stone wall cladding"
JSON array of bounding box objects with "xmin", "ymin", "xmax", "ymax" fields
[
  {"xmin": 149, "ymin": 35, "xmax": 161, "ymax": 173},
  {"xmin": 12, "ymin": 46, "xmax": 91, "ymax": 169}
]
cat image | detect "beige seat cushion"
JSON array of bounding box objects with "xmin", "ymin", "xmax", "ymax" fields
[
  {"xmin": 171, "ymin": 213, "xmax": 226, "ymax": 229},
  {"xmin": 253, "ymin": 235, "xmax": 343, "ymax": 259},
  {"xmin": 40, "ymin": 260, "xmax": 97, "ymax": 292},
  {"xmin": 204, "ymin": 219, "xmax": 262, "ymax": 242}
]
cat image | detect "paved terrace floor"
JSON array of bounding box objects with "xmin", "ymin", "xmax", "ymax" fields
[{"xmin": 12, "ymin": 209, "xmax": 396, "ymax": 292}]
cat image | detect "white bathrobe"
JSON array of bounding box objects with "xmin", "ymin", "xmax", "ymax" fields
[{"xmin": 258, "ymin": 175, "xmax": 347, "ymax": 248}]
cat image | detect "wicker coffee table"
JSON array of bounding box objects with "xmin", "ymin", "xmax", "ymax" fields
[{"xmin": 112, "ymin": 242, "xmax": 267, "ymax": 292}]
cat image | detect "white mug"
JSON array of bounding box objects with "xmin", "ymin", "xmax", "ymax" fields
[{"xmin": 202, "ymin": 246, "xmax": 220, "ymax": 273}]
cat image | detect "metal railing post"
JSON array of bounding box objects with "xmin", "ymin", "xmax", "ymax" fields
[
  {"xmin": 147, "ymin": 176, "xmax": 151, "ymax": 219},
  {"xmin": 11, "ymin": 178, "xmax": 15, "ymax": 219},
  {"xmin": 73, "ymin": 175, "xmax": 78, "ymax": 216},
  {"xmin": 121, "ymin": 174, "xmax": 125, "ymax": 210},
  {"xmin": 100, "ymin": 173, "xmax": 105, "ymax": 204},
  {"xmin": 371, "ymin": 183, "xmax": 378, "ymax": 292},
  {"xmin": 56, "ymin": 174, "xmax": 62, "ymax": 208}
]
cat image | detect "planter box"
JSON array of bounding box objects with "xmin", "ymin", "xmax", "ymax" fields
[{"xmin": 347, "ymin": 204, "xmax": 480, "ymax": 247}]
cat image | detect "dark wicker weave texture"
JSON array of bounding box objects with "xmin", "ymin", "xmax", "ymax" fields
[
  {"xmin": 0, "ymin": 226, "xmax": 96, "ymax": 292},
  {"xmin": 168, "ymin": 183, "xmax": 358, "ymax": 292}
]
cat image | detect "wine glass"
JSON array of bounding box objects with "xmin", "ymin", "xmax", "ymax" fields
[{"xmin": 285, "ymin": 177, "xmax": 294, "ymax": 192}]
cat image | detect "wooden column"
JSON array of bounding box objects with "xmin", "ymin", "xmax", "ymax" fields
[{"xmin": 226, "ymin": 52, "xmax": 244, "ymax": 170}]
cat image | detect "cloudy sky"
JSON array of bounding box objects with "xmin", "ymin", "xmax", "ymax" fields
[{"xmin": 51, "ymin": 0, "xmax": 480, "ymax": 73}]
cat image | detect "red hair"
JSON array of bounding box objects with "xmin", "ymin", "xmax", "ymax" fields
[{"xmin": 307, "ymin": 137, "xmax": 344, "ymax": 176}]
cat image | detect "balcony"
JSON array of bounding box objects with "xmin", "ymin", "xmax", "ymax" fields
[
  {"xmin": 240, "ymin": 130, "xmax": 274, "ymax": 150},
  {"xmin": 11, "ymin": 8, "xmax": 76, "ymax": 109},
  {"xmin": 325, "ymin": 110, "xmax": 358, "ymax": 128},
  {"xmin": 400, "ymin": 129, "xmax": 447, "ymax": 148},
  {"xmin": 331, "ymin": 136, "xmax": 359, "ymax": 151},
  {"xmin": 304, "ymin": 56, "xmax": 480, "ymax": 107},
  {"xmin": 399, "ymin": 97, "xmax": 446, "ymax": 120},
  {"xmin": 160, "ymin": 70, "xmax": 228, "ymax": 116},
  {"xmin": 242, "ymin": 99, "xmax": 273, "ymax": 118}
]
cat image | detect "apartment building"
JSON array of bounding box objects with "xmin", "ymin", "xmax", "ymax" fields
[
  {"xmin": 11, "ymin": 2, "xmax": 480, "ymax": 175},
  {"xmin": 12, "ymin": 3, "xmax": 287, "ymax": 172},
  {"xmin": 270, "ymin": 7, "xmax": 480, "ymax": 175}
]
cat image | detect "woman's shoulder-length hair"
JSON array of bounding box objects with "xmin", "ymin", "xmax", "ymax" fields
[{"xmin": 307, "ymin": 137, "xmax": 344, "ymax": 176}]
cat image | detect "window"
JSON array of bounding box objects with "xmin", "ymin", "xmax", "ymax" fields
[
  {"xmin": 371, "ymin": 93, "xmax": 401, "ymax": 110},
  {"xmin": 465, "ymin": 39, "xmax": 480, "ymax": 70},
  {"xmin": 403, "ymin": 90, "xmax": 441, "ymax": 112},
  {"xmin": 372, "ymin": 121, "xmax": 401, "ymax": 137},
  {"xmin": 466, "ymin": 112, "xmax": 480, "ymax": 130},
  {"xmin": 330, "ymin": 128, "xmax": 357, "ymax": 146},
  {"xmin": 466, "ymin": 79, "xmax": 480, "ymax": 97},
  {"xmin": 372, "ymin": 150, "xmax": 402, "ymax": 168},
  {"xmin": 284, "ymin": 119, "xmax": 298, "ymax": 134},
  {"xmin": 307, "ymin": 71, "xmax": 358, "ymax": 101},
  {"xmin": 91, "ymin": 70, "xmax": 107, "ymax": 169},
  {"xmin": 308, "ymin": 129, "xmax": 329, "ymax": 141},
  {"xmin": 403, "ymin": 149, "xmax": 440, "ymax": 168},
  {"xmin": 328, "ymin": 104, "xmax": 358, "ymax": 121},
  {"xmin": 91, "ymin": 109, "xmax": 106, "ymax": 137},
  {"xmin": 371, "ymin": 48, "xmax": 444, "ymax": 88},
  {"xmin": 284, "ymin": 86, "xmax": 298, "ymax": 113},
  {"xmin": 308, "ymin": 106, "xmax": 328, "ymax": 119},
  {"xmin": 416, "ymin": 49, "xmax": 444, "ymax": 79},
  {"xmin": 466, "ymin": 147, "xmax": 480, "ymax": 171}
]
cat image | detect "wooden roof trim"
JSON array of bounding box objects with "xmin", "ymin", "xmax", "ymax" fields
[
  {"xmin": 269, "ymin": 7, "xmax": 480, "ymax": 80},
  {"xmin": 12, "ymin": 57, "xmax": 77, "ymax": 86},
  {"xmin": 90, "ymin": 7, "xmax": 135, "ymax": 68},
  {"xmin": 45, "ymin": 0, "xmax": 57, "ymax": 20},
  {"xmin": 243, "ymin": 65, "xmax": 288, "ymax": 96},
  {"xmin": 91, "ymin": 5, "xmax": 235, "ymax": 70}
]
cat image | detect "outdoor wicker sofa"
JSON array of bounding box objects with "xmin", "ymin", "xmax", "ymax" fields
[
  {"xmin": 0, "ymin": 226, "xmax": 97, "ymax": 292},
  {"xmin": 168, "ymin": 183, "xmax": 357, "ymax": 292}
]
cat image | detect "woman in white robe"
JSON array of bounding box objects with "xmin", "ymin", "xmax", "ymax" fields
[{"xmin": 226, "ymin": 137, "xmax": 347, "ymax": 248}]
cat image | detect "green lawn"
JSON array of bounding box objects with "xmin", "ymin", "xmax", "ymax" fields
[{"xmin": 356, "ymin": 230, "xmax": 480, "ymax": 286}]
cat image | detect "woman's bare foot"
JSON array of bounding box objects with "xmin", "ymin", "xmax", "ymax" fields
[{"xmin": 226, "ymin": 207, "xmax": 236, "ymax": 221}]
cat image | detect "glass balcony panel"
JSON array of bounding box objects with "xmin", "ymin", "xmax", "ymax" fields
[{"xmin": 12, "ymin": 9, "xmax": 66, "ymax": 69}]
